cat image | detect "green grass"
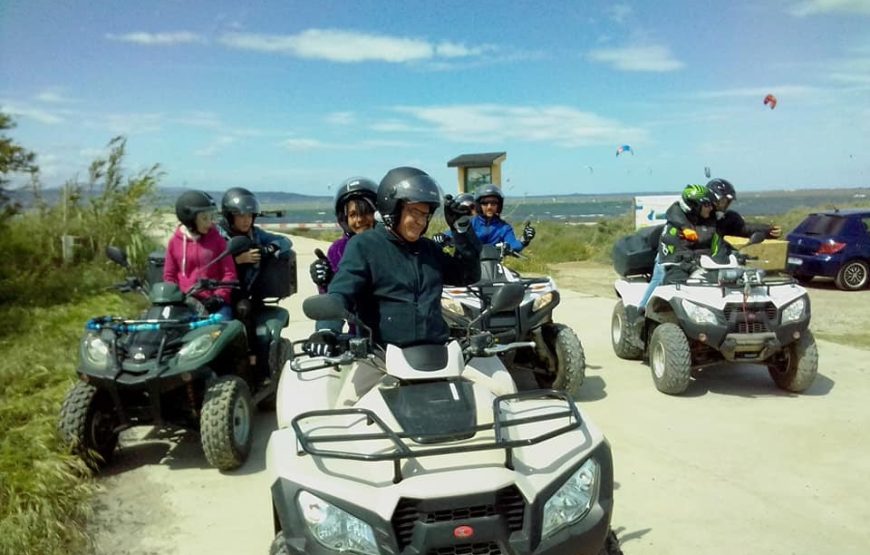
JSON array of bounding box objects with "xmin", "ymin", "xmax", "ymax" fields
[{"xmin": 0, "ymin": 293, "xmax": 144, "ymax": 555}]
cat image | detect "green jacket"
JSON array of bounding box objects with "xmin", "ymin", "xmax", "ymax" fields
[{"xmin": 327, "ymin": 224, "xmax": 481, "ymax": 347}]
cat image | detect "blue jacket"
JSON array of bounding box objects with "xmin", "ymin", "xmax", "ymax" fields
[
  {"xmin": 219, "ymin": 223, "xmax": 294, "ymax": 298},
  {"xmin": 447, "ymin": 215, "xmax": 525, "ymax": 252}
]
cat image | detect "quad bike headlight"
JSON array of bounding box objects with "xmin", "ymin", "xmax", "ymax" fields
[
  {"xmin": 82, "ymin": 333, "xmax": 110, "ymax": 369},
  {"xmin": 781, "ymin": 298, "xmax": 807, "ymax": 324},
  {"xmin": 178, "ymin": 331, "xmax": 221, "ymax": 361},
  {"xmin": 532, "ymin": 292, "xmax": 554, "ymax": 312},
  {"xmin": 441, "ymin": 297, "xmax": 465, "ymax": 317},
  {"xmin": 680, "ymin": 299, "xmax": 719, "ymax": 325},
  {"xmin": 542, "ymin": 458, "xmax": 599, "ymax": 539},
  {"xmin": 297, "ymin": 491, "xmax": 378, "ymax": 555}
]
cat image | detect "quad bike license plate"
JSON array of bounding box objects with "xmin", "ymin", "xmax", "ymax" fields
[{"xmin": 787, "ymin": 257, "xmax": 802, "ymax": 265}]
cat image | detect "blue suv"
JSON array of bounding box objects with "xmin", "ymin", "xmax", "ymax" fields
[{"xmin": 786, "ymin": 209, "xmax": 870, "ymax": 291}]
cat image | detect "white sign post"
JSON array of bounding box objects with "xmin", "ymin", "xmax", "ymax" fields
[{"xmin": 633, "ymin": 195, "xmax": 679, "ymax": 230}]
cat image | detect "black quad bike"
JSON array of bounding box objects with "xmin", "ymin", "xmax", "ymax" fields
[
  {"xmin": 441, "ymin": 243, "xmax": 586, "ymax": 397},
  {"xmin": 58, "ymin": 235, "xmax": 294, "ymax": 471}
]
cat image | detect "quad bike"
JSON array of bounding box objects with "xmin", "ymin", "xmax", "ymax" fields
[
  {"xmin": 611, "ymin": 230, "xmax": 818, "ymax": 395},
  {"xmin": 266, "ymin": 284, "xmax": 621, "ymax": 555},
  {"xmin": 441, "ymin": 243, "xmax": 586, "ymax": 396},
  {"xmin": 58, "ymin": 235, "xmax": 293, "ymax": 471}
]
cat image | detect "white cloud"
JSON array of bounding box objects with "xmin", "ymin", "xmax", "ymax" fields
[
  {"xmin": 788, "ymin": 0, "xmax": 870, "ymax": 16},
  {"xmin": 586, "ymin": 45, "xmax": 684, "ymax": 72},
  {"xmin": 2, "ymin": 102, "xmax": 65, "ymax": 124},
  {"xmin": 102, "ymin": 112, "xmax": 165, "ymax": 134},
  {"xmin": 219, "ymin": 29, "xmax": 492, "ymax": 64},
  {"xmin": 281, "ymin": 137, "xmax": 330, "ymax": 150},
  {"xmin": 369, "ymin": 120, "xmax": 425, "ymax": 133},
  {"xmin": 607, "ymin": 4, "xmax": 634, "ymax": 24},
  {"xmin": 691, "ymin": 84, "xmax": 824, "ymax": 99},
  {"xmin": 325, "ymin": 112, "xmax": 356, "ymax": 126},
  {"xmin": 395, "ymin": 104, "xmax": 647, "ymax": 147},
  {"xmin": 105, "ymin": 31, "xmax": 206, "ymax": 45},
  {"xmin": 194, "ymin": 136, "xmax": 236, "ymax": 157},
  {"xmin": 35, "ymin": 89, "xmax": 75, "ymax": 104}
]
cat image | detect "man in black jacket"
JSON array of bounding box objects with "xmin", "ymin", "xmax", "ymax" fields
[{"xmin": 305, "ymin": 166, "xmax": 481, "ymax": 353}]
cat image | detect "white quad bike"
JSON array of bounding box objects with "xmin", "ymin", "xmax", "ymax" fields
[
  {"xmin": 612, "ymin": 233, "xmax": 818, "ymax": 395},
  {"xmin": 441, "ymin": 243, "xmax": 586, "ymax": 397},
  {"xmin": 267, "ymin": 284, "xmax": 621, "ymax": 555}
]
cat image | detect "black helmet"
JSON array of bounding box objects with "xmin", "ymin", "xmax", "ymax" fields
[
  {"xmin": 706, "ymin": 178, "xmax": 736, "ymax": 205},
  {"xmin": 377, "ymin": 167, "xmax": 441, "ymax": 230},
  {"xmin": 456, "ymin": 193, "xmax": 475, "ymax": 211},
  {"xmin": 334, "ymin": 177, "xmax": 378, "ymax": 234},
  {"xmin": 221, "ymin": 187, "xmax": 261, "ymax": 226},
  {"xmin": 175, "ymin": 190, "xmax": 216, "ymax": 230},
  {"xmin": 474, "ymin": 184, "xmax": 504, "ymax": 214}
]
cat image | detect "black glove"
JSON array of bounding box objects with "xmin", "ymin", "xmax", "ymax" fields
[
  {"xmin": 304, "ymin": 330, "xmax": 338, "ymax": 357},
  {"xmin": 262, "ymin": 243, "xmax": 281, "ymax": 258},
  {"xmin": 432, "ymin": 232, "xmax": 450, "ymax": 246},
  {"xmin": 309, "ymin": 257, "xmax": 334, "ymax": 288},
  {"xmin": 443, "ymin": 194, "xmax": 472, "ymax": 233},
  {"xmin": 521, "ymin": 223, "xmax": 535, "ymax": 246},
  {"xmin": 202, "ymin": 296, "xmax": 224, "ymax": 313}
]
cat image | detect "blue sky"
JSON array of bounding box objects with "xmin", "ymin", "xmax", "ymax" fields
[{"xmin": 1, "ymin": 0, "xmax": 869, "ymax": 196}]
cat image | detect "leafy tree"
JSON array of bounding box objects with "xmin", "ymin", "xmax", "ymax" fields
[{"xmin": 0, "ymin": 112, "xmax": 38, "ymax": 217}]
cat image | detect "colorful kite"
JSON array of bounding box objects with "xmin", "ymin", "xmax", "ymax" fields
[
  {"xmin": 763, "ymin": 94, "xmax": 777, "ymax": 110},
  {"xmin": 616, "ymin": 144, "xmax": 633, "ymax": 157}
]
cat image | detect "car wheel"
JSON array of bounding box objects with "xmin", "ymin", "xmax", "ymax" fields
[
  {"xmin": 835, "ymin": 260, "xmax": 869, "ymax": 291},
  {"xmin": 611, "ymin": 300, "xmax": 643, "ymax": 360},
  {"xmin": 648, "ymin": 323, "xmax": 692, "ymax": 395},
  {"xmin": 768, "ymin": 331, "xmax": 818, "ymax": 393}
]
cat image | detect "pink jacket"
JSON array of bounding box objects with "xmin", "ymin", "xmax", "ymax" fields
[{"xmin": 163, "ymin": 225, "xmax": 236, "ymax": 303}]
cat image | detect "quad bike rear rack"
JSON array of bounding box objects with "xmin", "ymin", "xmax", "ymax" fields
[{"xmin": 290, "ymin": 389, "xmax": 582, "ymax": 483}]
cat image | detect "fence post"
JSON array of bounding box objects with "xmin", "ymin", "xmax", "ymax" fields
[{"xmin": 61, "ymin": 235, "xmax": 77, "ymax": 264}]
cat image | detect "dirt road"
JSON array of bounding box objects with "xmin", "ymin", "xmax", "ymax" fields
[{"xmin": 90, "ymin": 235, "xmax": 870, "ymax": 555}]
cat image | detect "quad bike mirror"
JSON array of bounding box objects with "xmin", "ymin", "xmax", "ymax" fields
[
  {"xmin": 466, "ymin": 282, "xmax": 525, "ymax": 331},
  {"xmin": 302, "ymin": 294, "xmax": 346, "ymax": 322},
  {"xmin": 105, "ymin": 245, "xmax": 129, "ymax": 268},
  {"xmin": 201, "ymin": 235, "xmax": 253, "ymax": 272}
]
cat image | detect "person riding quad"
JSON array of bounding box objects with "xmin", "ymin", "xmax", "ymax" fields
[
  {"xmin": 303, "ymin": 167, "xmax": 482, "ymax": 403},
  {"xmin": 433, "ymin": 184, "xmax": 534, "ymax": 252},
  {"xmin": 163, "ymin": 190, "xmax": 237, "ymax": 319},
  {"xmin": 308, "ymin": 177, "xmax": 378, "ymax": 293},
  {"xmin": 628, "ymin": 183, "xmax": 714, "ymax": 324},
  {"xmin": 218, "ymin": 186, "xmax": 295, "ymax": 367},
  {"xmin": 706, "ymin": 178, "xmax": 782, "ymax": 240}
]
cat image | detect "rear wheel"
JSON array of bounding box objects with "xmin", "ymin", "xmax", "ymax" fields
[
  {"xmin": 648, "ymin": 323, "xmax": 692, "ymax": 395},
  {"xmin": 611, "ymin": 300, "xmax": 643, "ymax": 360},
  {"xmin": 58, "ymin": 382, "xmax": 119, "ymax": 469},
  {"xmin": 536, "ymin": 323, "xmax": 586, "ymax": 397},
  {"xmin": 201, "ymin": 376, "xmax": 254, "ymax": 471},
  {"xmin": 768, "ymin": 331, "xmax": 818, "ymax": 393},
  {"xmin": 835, "ymin": 260, "xmax": 869, "ymax": 291}
]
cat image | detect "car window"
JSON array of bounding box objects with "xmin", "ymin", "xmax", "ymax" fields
[
  {"xmin": 800, "ymin": 214, "xmax": 847, "ymax": 235},
  {"xmin": 860, "ymin": 217, "xmax": 870, "ymax": 237}
]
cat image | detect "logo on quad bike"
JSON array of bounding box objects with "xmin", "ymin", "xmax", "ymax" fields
[{"xmin": 453, "ymin": 525, "xmax": 475, "ymax": 539}]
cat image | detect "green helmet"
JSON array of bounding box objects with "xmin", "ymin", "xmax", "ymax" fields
[{"xmin": 679, "ymin": 183, "xmax": 712, "ymax": 214}]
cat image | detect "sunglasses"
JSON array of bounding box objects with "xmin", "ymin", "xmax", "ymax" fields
[{"xmin": 480, "ymin": 200, "xmax": 499, "ymax": 206}]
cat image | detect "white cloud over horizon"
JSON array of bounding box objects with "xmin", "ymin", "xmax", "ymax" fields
[
  {"xmin": 106, "ymin": 31, "xmax": 206, "ymax": 45},
  {"xmin": 586, "ymin": 45, "xmax": 684, "ymax": 72},
  {"xmin": 218, "ymin": 29, "xmax": 491, "ymax": 63},
  {"xmin": 788, "ymin": 0, "xmax": 870, "ymax": 16}
]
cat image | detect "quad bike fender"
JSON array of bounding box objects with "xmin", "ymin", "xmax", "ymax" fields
[
  {"xmin": 464, "ymin": 356, "xmax": 518, "ymax": 397},
  {"xmin": 170, "ymin": 320, "xmax": 247, "ymax": 373},
  {"xmin": 613, "ymin": 278, "xmax": 648, "ymax": 306},
  {"xmin": 275, "ymin": 363, "xmax": 343, "ymax": 429}
]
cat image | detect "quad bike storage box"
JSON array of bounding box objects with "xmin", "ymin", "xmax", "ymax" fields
[
  {"xmin": 725, "ymin": 236, "xmax": 788, "ymax": 271},
  {"xmin": 251, "ymin": 250, "xmax": 297, "ymax": 299},
  {"xmin": 146, "ymin": 250, "xmax": 166, "ymax": 286},
  {"xmin": 612, "ymin": 224, "xmax": 664, "ymax": 277}
]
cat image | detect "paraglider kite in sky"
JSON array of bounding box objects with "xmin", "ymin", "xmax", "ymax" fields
[
  {"xmin": 763, "ymin": 94, "xmax": 777, "ymax": 110},
  {"xmin": 616, "ymin": 144, "xmax": 633, "ymax": 157}
]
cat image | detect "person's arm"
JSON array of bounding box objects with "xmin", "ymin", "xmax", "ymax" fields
[
  {"xmin": 498, "ymin": 221, "xmax": 525, "ymax": 252},
  {"xmin": 215, "ymin": 247, "xmax": 238, "ymax": 304},
  {"xmin": 439, "ymin": 225, "xmax": 482, "ymax": 285},
  {"xmin": 325, "ymin": 238, "xmax": 371, "ymax": 314},
  {"xmin": 255, "ymin": 227, "xmax": 293, "ymax": 257},
  {"xmin": 718, "ymin": 210, "xmax": 777, "ymax": 238},
  {"xmin": 162, "ymin": 239, "xmax": 178, "ymax": 284}
]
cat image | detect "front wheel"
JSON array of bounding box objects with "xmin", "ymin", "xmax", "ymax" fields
[
  {"xmin": 270, "ymin": 532, "xmax": 291, "ymax": 555},
  {"xmin": 58, "ymin": 382, "xmax": 119, "ymax": 470},
  {"xmin": 200, "ymin": 376, "xmax": 254, "ymax": 471},
  {"xmin": 536, "ymin": 323, "xmax": 586, "ymax": 397},
  {"xmin": 611, "ymin": 300, "xmax": 643, "ymax": 360},
  {"xmin": 768, "ymin": 331, "xmax": 818, "ymax": 393},
  {"xmin": 835, "ymin": 260, "xmax": 869, "ymax": 291},
  {"xmin": 648, "ymin": 323, "xmax": 692, "ymax": 395},
  {"xmin": 598, "ymin": 529, "xmax": 624, "ymax": 555}
]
